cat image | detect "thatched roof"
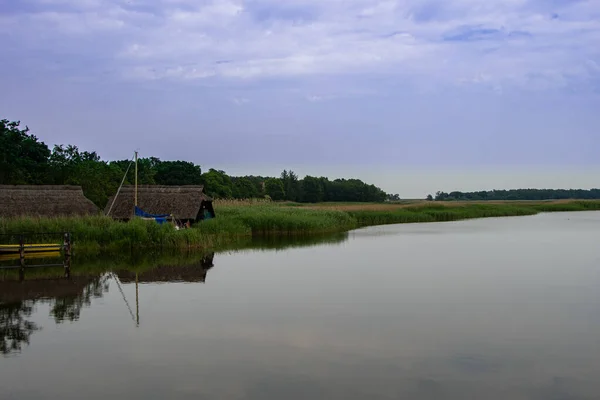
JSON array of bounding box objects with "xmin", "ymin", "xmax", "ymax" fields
[
  {"xmin": 0, "ymin": 185, "xmax": 99, "ymax": 218},
  {"xmin": 105, "ymin": 185, "xmax": 211, "ymax": 219}
]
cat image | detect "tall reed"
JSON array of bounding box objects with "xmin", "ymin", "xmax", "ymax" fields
[{"xmin": 1, "ymin": 201, "xmax": 598, "ymax": 253}]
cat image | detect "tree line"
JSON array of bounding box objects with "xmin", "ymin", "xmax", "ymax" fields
[
  {"xmin": 1, "ymin": 118, "xmax": 389, "ymax": 207},
  {"xmin": 432, "ymin": 189, "xmax": 600, "ymax": 201}
]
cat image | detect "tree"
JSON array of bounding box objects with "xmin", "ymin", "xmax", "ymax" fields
[
  {"xmin": 430, "ymin": 188, "xmax": 600, "ymax": 201},
  {"xmin": 264, "ymin": 178, "xmax": 286, "ymax": 201},
  {"xmin": 387, "ymin": 194, "xmax": 400, "ymax": 202},
  {"xmin": 0, "ymin": 119, "xmax": 51, "ymax": 184},
  {"xmin": 435, "ymin": 191, "xmax": 449, "ymax": 201},
  {"xmin": 426, "ymin": 194, "xmax": 433, "ymax": 201},
  {"xmin": 281, "ymin": 169, "xmax": 301, "ymax": 202},
  {"xmin": 110, "ymin": 157, "xmax": 156, "ymax": 185},
  {"xmin": 47, "ymin": 144, "xmax": 122, "ymax": 207},
  {"xmin": 301, "ymin": 176, "xmax": 324, "ymax": 203},
  {"xmin": 232, "ymin": 177, "xmax": 260, "ymax": 199},
  {"xmin": 201, "ymin": 169, "xmax": 233, "ymax": 198},
  {"xmin": 154, "ymin": 161, "xmax": 202, "ymax": 185},
  {"xmin": 1, "ymin": 116, "xmax": 399, "ymax": 204},
  {"xmin": 65, "ymin": 160, "xmax": 123, "ymax": 208},
  {"xmin": 48, "ymin": 144, "xmax": 100, "ymax": 184}
]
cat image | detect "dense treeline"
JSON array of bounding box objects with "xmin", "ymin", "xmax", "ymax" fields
[
  {"xmin": 1, "ymin": 118, "xmax": 388, "ymax": 207},
  {"xmin": 433, "ymin": 189, "xmax": 600, "ymax": 201}
]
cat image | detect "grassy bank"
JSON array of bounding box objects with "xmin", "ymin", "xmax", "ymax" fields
[{"xmin": 1, "ymin": 200, "xmax": 599, "ymax": 252}]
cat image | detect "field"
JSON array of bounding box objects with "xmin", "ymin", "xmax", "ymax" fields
[{"xmin": 1, "ymin": 200, "xmax": 599, "ymax": 253}]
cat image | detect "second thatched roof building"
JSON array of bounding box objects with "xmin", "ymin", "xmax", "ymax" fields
[
  {"xmin": 0, "ymin": 185, "xmax": 99, "ymax": 218},
  {"xmin": 104, "ymin": 185, "xmax": 215, "ymax": 222}
]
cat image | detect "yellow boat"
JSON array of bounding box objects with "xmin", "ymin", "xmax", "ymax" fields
[{"xmin": 0, "ymin": 244, "xmax": 63, "ymax": 254}]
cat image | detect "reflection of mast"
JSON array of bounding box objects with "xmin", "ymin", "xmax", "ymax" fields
[
  {"xmin": 135, "ymin": 272, "xmax": 139, "ymax": 327},
  {"xmin": 112, "ymin": 273, "xmax": 137, "ymax": 327}
]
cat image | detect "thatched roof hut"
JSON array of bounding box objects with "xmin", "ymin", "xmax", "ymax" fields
[
  {"xmin": 0, "ymin": 185, "xmax": 99, "ymax": 218},
  {"xmin": 104, "ymin": 185, "xmax": 214, "ymax": 221}
]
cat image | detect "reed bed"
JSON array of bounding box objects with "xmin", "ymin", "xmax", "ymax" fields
[
  {"xmin": 213, "ymin": 198, "xmax": 273, "ymax": 206},
  {"xmin": 346, "ymin": 203, "xmax": 539, "ymax": 227},
  {"xmin": 214, "ymin": 205, "xmax": 357, "ymax": 235},
  {"xmin": 0, "ymin": 215, "xmax": 247, "ymax": 252},
  {"xmin": 0, "ymin": 200, "xmax": 599, "ymax": 253}
]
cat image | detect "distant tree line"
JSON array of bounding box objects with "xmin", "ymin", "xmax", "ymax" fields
[
  {"xmin": 1, "ymin": 118, "xmax": 388, "ymax": 207},
  {"xmin": 432, "ymin": 189, "xmax": 600, "ymax": 201}
]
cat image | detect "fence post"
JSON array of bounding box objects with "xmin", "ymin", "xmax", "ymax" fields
[
  {"xmin": 19, "ymin": 234, "xmax": 25, "ymax": 270},
  {"xmin": 63, "ymin": 232, "xmax": 72, "ymax": 278}
]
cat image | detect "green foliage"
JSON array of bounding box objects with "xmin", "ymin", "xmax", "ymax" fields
[
  {"xmin": 387, "ymin": 193, "xmax": 401, "ymax": 201},
  {"xmin": 215, "ymin": 205, "xmax": 356, "ymax": 235},
  {"xmin": 0, "ymin": 215, "xmax": 246, "ymax": 251},
  {"xmin": 154, "ymin": 160, "xmax": 202, "ymax": 185},
  {"xmin": 109, "ymin": 157, "xmax": 157, "ymax": 185},
  {"xmin": 349, "ymin": 203, "xmax": 545, "ymax": 227},
  {"xmin": 47, "ymin": 145, "xmax": 123, "ymax": 208},
  {"xmin": 291, "ymin": 176, "xmax": 389, "ymax": 203},
  {"xmin": 1, "ymin": 201, "xmax": 599, "ymax": 254},
  {"xmin": 1, "ymin": 117, "xmax": 391, "ymax": 205},
  {"xmin": 530, "ymin": 200, "xmax": 600, "ymax": 212},
  {"xmin": 264, "ymin": 178, "xmax": 286, "ymax": 201},
  {"xmin": 0, "ymin": 119, "xmax": 51, "ymax": 184},
  {"xmin": 232, "ymin": 177, "xmax": 261, "ymax": 199},
  {"xmin": 281, "ymin": 170, "xmax": 302, "ymax": 201},
  {"xmin": 201, "ymin": 169, "xmax": 233, "ymax": 198},
  {"xmin": 301, "ymin": 176, "xmax": 324, "ymax": 202},
  {"xmin": 435, "ymin": 189, "xmax": 600, "ymax": 201},
  {"xmin": 12, "ymin": 117, "xmax": 600, "ymax": 208}
]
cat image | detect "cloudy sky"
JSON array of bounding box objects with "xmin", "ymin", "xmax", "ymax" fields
[{"xmin": 1, "ymin": 0, "xmax": 599, "ymax": 197}]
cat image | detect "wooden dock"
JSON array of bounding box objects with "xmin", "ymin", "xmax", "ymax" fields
[{"xmin": 0, "ymin": 232, "xmax": 72, "ymax": 277}]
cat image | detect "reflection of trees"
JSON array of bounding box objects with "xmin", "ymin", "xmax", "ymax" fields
[
  {"xmin": 1, "ymin": 275, "xmax": 109, "ymax": 355},
  {"xmin": 50, "ymin": 275, "xmax": 110, "ymax": 323},
  {"xmin": 0, "ymin": 301, "xmax": 40, "ymax": 355},
  {"xmin": 2, "ymin": 253, "xmax": 217, "ymax": 355}
]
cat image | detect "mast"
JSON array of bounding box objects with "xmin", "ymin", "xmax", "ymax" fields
[{"xmin": 134, "ymin": 151, "xmax": 138, "ymax": 209}]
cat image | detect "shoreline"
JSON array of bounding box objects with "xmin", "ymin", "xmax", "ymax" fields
[{"xmin": 1, "ymin": 200, "xmax": 599, "ymax": 254}]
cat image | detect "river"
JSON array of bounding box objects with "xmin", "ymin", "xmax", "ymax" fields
[{"xmin": 1, "ymin": 211, "xmax": 599, "ymax": 399}]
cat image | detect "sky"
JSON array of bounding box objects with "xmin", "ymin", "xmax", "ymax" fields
[{"xmin": 1, "ymin": 0, "xmax": 599, "ymax": 197}]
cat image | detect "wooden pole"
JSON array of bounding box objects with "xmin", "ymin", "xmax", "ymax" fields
[
  {"xmin": 19, "ymin": 234, "xmax": 25, "ymax": 270},
  {"xmin": 63, "ymin": 232, "xmax": 72, "ymax": 278},
  {"xmin": 134, "ymin": 151, "xmax": 139, "ymax": 210},
  {"xmin": 19, "ymin": 235, "xmax": 25, "ymax": 281}
]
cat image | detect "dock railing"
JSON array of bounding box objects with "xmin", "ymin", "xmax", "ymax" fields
[{"xmin": 0, "ymin": 232, "xmax": 72, "ymax": 277}]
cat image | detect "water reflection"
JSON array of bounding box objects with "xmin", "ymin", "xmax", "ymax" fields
[
  {"xmin": 1, "ymin": 251, "xmax": 219, "ymax": 356},
  {"xmin": 115, "ymin": 252, "xmax": 215, "ymax": 284},
  {"xmin": 0, "ymin": 231, "xmax": 347, "ymax": 355},
  {"xmin": 50, "ymin": 276, "xmax": 110, "ymax": 323},
  {"xmin": 2, "ymin": 213, "xmax": 599, "ymax": 399},
  {"xmin": 0, "ymin": 275, "xmax": 111, "ymax": 355},
  {"xmin": 244, "ymin": 233, "xmax": 348, "ymax": 251},
  {"xmin": 0, "ymin": 301, "xmax": 39, "ymax": 355}
]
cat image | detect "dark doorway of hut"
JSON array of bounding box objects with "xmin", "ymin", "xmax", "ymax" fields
[{"xmin": 104, "ymin": 151, "xmax": 216, "ymax": 228}]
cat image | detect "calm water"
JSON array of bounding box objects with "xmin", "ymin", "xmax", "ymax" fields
[{"xmin": 2, "ymin": 212, "xmax": 600, "ymax": 399}]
